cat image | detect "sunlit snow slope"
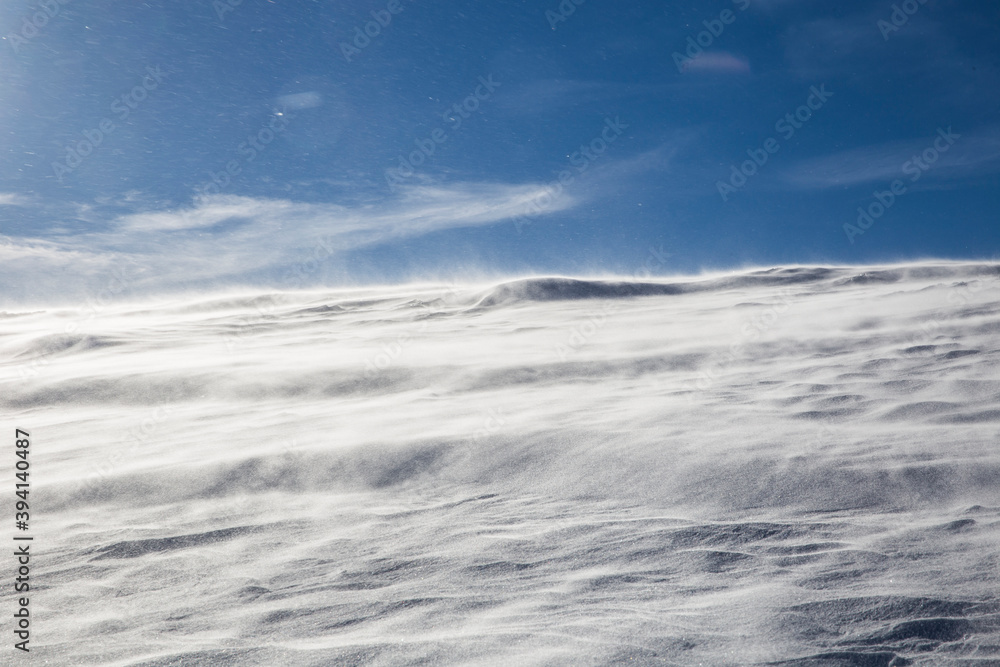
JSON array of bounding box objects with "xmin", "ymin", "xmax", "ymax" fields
[{"xmin": 3, "ymin": 261, "xmax": 1000, "ymax": 666}]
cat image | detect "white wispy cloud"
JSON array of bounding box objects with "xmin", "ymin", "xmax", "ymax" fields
[
  {"xmin": 681, "ymin": 52, "xmax": 751, "ymax": 75},
  {"xmin": 0, "ymin": 193, "xmax": 30, "ymax": 207},
  {"xmin": 117, "ymin": 182, "xmax": 571, "ymax": 240},
  {"xmin": 0, "ymin": 181, "xmax": 578, "ymax": 304},
  {"xmin": 780, "ymin": 126, "xmax": 1000, "ymax": 190}
]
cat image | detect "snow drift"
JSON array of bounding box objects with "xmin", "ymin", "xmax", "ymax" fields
[{"xmin": 2, "ymin": 261, "xmax": 999, "ymax": 665}]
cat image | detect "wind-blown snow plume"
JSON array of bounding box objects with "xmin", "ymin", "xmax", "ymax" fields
[{"xmin": 3, "ymin": 261, "xmax": 999, "ymax": 665}]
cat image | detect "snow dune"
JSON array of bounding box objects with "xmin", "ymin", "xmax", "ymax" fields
[{"xmin": 3, "ymin": 261, "xmax": 1000, "ymax": 665}]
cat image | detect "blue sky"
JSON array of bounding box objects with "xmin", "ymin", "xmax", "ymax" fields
[{"xmin": 1, "ymin": 0, "xmax": 998, "ymax": 303}]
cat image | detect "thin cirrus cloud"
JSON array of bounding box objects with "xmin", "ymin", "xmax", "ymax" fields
[
  {"xmin": 117, "ymin": 181, "xmax": 572, "ymax": 242},
  {"xmin": 276, "ymin": 91, "xmax": 323, "ymax": 111},
  {"xmin": 0, "ymin": 182, "xmax": 578, "ymax": 304},
  {"xmin": 780, "ymin": 126, "xmax": 1000, "ymax": 190},
  {"xmin": 0, "ymin": 193, "xmax": 30, "ymax": 207},
  {"xmin": 680, "ymin": 52, "xmax": 751, "ymax": 74}
]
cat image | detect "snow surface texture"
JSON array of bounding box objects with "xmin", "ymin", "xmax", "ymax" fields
[{"xmin": 4, "ymin": 261, "xmax": 1000, "ymax": 666}]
